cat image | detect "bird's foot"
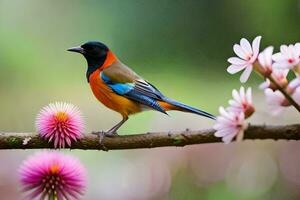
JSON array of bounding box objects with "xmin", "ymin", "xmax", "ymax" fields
[{"xmin": 91, "ymin": 131, "xmax": 118, "ymax": 151}]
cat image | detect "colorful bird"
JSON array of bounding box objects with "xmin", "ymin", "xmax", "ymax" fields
[{"xmin": 68, "ymin": 41, "xmax": 215, "ymax": 137}]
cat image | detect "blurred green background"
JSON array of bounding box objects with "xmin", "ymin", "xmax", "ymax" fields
[{"xmin": 0, "ymin": 0, "xmax": 299, "ymax": 199}]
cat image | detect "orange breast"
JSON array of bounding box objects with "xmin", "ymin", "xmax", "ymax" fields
[{"xmin": 89, "ymin": 69, "xmax": 142, "ymax": 117}]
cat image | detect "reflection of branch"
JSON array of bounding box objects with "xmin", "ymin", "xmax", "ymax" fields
[{"xmin": 0, "ymin": 124, "xmax": 299, "ymax": 150}]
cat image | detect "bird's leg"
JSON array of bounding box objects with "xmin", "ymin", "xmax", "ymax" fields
[
  {"xmin": 105, "ymin": 117, "xmax": 128, "ymax": 136},
  {"xmin": 92, "ymin": 117, "xmax": 128, "ymax": 147}
]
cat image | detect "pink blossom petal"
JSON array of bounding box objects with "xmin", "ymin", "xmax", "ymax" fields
[
  {"xmin": 252, "ymin": 36, "xmax": 262, "ymax": 57},
  {"xmin": 240, "ymin": 87, "xmax": 246, "ymax": 101},
  {"xmin": 289, "ymin": 77, "xmax": 300, "ymax": 90},
  {"xmin": 227, "ymin": 64, "xmax": 247, "ymax": 74},
  {"xmin": 240, "ymin": 65, "xmax": 253, "ymax": 83},
  {"xmin": 215, "ymin": 129, "xmax": 234, "ymax": 137},
  {"xmin": 222, "ymin": 132, "xmax": 237, "ymax": 144},
  {"xmin": 258, "ymin": 46, "xmax": 273, "ymax": 69},
  {"xmin": 228, "ymin": 57, "xmax": 247, "ymax": 65},
  {"xmin": 292, "ymin": 87, "xmax": 300, "ymax": 104},
  {"xmin": 246, "ymin": 87, "xmax": 252, "ymax": 104},
  {"xmin": 232, "ymin": 89, "xmax": 242, "ymax": 103},
  {"xmin": 233, "ymin": 44, "xmax": 247, "ymax": 59},
  {"xmin": 218, "ymin": 107, "xmax": 232, "ymax": 119},
  {"xmin": 259, "ymin": 80, "xmax": 270, "ymax": 90},
  {"xmin": 228, "ymin": 99, "xmax": 240, "ymax": 107},
  {"xmin": 272, "ymin": 52, "xmax": 283, "ymax": 62},
  {"xmin": 240, "ymin": 38, "xmax": 252, "ymax": 54}
]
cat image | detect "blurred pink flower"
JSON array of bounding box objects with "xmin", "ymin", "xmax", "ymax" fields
[
  {"xmin": 228, "ymin": 87, "xmax": 254, "ymax": 118},
  {"xmin": 264, "ymin": 88, "xmax": 289, "ymax": 115},
  {"xmin": 259, "ymin": 69, "xmax": 289, "ymax": 90},
  {"xmin": 213, "ymin": 107, "xmax": 247, "ymax": 144},
  {"xmin": 295, "ymin": 43, "xmax": 300, "ymax": 58},
  {"xmin": 292, "ymin": 88, "xmax": 300, "ymax": 105},
  {"xmin": 291, "ymin": 81, "xmax": 300, "ymax": 105},
  {"xmin": 287, "ymin": 77, "xmax": 300, "ymax": 93},
  {"xmin": 264, "ymin": 78, "xmax": 300, "ymax": 115},
  {"xmin": 258, "ymin": 46, "xmax": 274, "ymax": 75},
  {"xmin": 227, "ymin": 36, "xmax": 262, "ymax": 82},
  {"xmin": 36, "ymin": 102, "xmax": 84, "ymax": 148},
  {"xmin": 272, "ymin": 44, "xmax": 299, "ymax": 69},
  {"xmin": 19, "ymin": 151, "xmax": 86, "ymax": 200}
]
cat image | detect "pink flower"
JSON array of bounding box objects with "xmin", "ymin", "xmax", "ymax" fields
[
  {"xmin": 213, "ymin": 107, "xmax": 247, "ymax": 144},
  {"xmin": 287, "ymin": 77, "xmax": 300, "ymax": 104},
  {"xmin": 36, "ymin": 102, "xmax": 84, "ymax": 148},
  {"xmin": 288, "ymin": 77, "xmax": 300, "ymax": 92},
  {"xmin": 295, "ymin": 43, "xmax": 300, "ymax": 58},
  {"xmin": 228, "ymin": 87, "xmax": 254, "ymax": 118},
  {"xmin": 264, "ymin": 88, "xmax": 289, "ymax": 115},
  {"xmin": 19, "ymin": 151, "xmax": 86, "ymax": 200},
  {"xmin": 227, "ymin": 36, "xmax": 262, "ymax": 82},
  {"xmin": 258, "ymin": 46, "xmax": 274, "ymax": 75},
  {"xmin": 259, "ymin": 69, "xmax": 289, "ymax": 90},
  {"xmin": 292, "ymin": 87, "xmax": 300, "ymax": 105},
  {"xmin": 264, "ymin": 77, "xmax": 300, "ymax": 115},
  {"xmin": 272, "ymin": 44, "xmax": 299, "ymax": 69}
]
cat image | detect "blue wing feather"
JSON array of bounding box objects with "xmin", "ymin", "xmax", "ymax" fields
[
  {"xmin": 101, "ymin": 72, "xmax": 167, "ymax": 114},
  {"xmin": 101, "ymin": 72, "xmax": 215, "ymax": 119}
]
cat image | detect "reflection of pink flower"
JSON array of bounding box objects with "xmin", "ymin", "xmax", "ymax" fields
[
  {"xmin": 213, "ymin": 107, "xmax": 247, "ymax": 144},
  {"xmin": 272, "ymin": 44, "xmax": 299, "ymax": 69},
  {"xmin": 227, "ymin": 36, "xmax": 261, "ymax": 82},
  {"xmin": 228, "ymin": 87, "xmax": 254, "ymax": 118},
  {"xmin": 19, "ymin": 151, "xmax": 86, "ymax": 200},
  {"xmin": 36, "ymin": 102, "xmax": 84, "ymax": 148}
]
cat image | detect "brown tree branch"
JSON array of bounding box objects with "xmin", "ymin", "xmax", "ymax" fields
[{"xmin": 0, "ymin": 124, "xmax": 299, "ymax": 150}]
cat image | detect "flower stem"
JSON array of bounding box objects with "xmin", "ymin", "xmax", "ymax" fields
[
  {"xmin": 267, "ymin": 75, "xmax": 300, "ymax": 112},
  {"xmin": 253, "ymin": 61, "xmax": 300, "ymax": 112}
]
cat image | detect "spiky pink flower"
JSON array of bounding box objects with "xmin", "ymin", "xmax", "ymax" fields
[
  {"xmin": 213, "ymin": 107, "xmax": 247, "ymax": 144},
  {"xmin": 227, "ymin": 36, "xmax": 262, "ymax": 82},
  {"xmin": 36, "ymin": 102, "xmax": 84, "ymax": 148},
  {"xmin": 228, "ymin": 87, "xmax": 254, "ymax": 118},
  {"xmin": 272, "ymin": 44, "xmax": 299, "ymax": 69},
  {"xmin": 19, "ymin": 151, "xmax": 86, "ymax": 200}
]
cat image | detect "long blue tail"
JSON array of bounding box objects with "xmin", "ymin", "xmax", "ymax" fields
[{"xmin": 163, "ymin": 97, "xmax": 216, "ymax": 120}]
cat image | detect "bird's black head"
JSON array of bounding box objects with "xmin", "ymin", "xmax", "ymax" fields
[
  {"xmin": 68, "ymin": 41, "xmax": 109, "ymax": 81},
  {"xmin": 68, "ymin": 41, "xmax": 109, "ymax": 67}
]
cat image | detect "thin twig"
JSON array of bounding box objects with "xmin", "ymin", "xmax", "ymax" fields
[
  {"xmin": 267, "ymin": 75, "xmax": 300, "ymax": 112},
  {"xmin": 253, "ymin": 61, "xmax": 300, "ymax": 112},
  {"xmin": 0, "ymin": 124, "xmax": 299, "ymax": 150}
]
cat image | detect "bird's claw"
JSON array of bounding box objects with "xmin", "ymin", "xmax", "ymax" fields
[{"xmin": 91, "ymin": 131, "xmax": 118, "ymax": 151}]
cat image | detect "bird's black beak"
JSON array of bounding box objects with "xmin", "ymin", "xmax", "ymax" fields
[{"xmin": 67, "ymin": 46, "xmax": 85, "ymax": 54}]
